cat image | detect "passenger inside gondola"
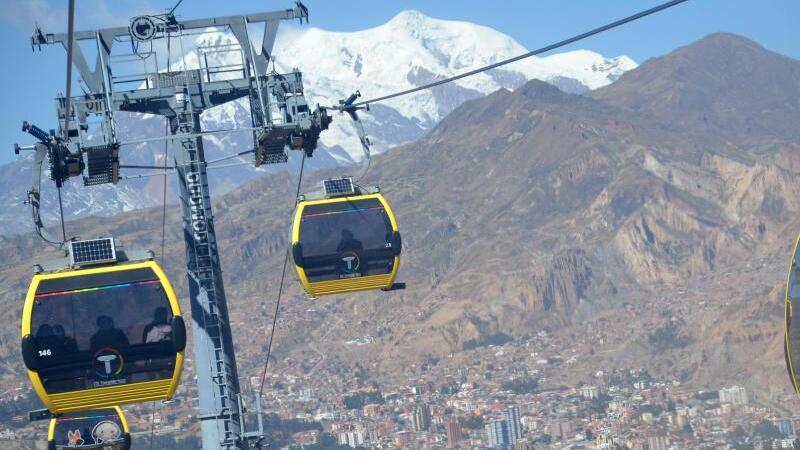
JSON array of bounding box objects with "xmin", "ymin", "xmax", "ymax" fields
[
  {"xmin": 52, "ymin": 324, "xmax": 78, "ymax": 353},
  {"xmin": 36, "ymin": 323, "xmax": 53, "ymax": 338},
  {"xmin": 36, "ymin": 323, "xmax": 60, "ymax": 353},
  {"xmin": 143, "ymin": 307, "xmax": 172, "ymax": 343},
  {"xmin": 337, "ymin": 228, "xmax": 363, "ymax": 253},
  {"xmin": 90, "ymin": 316, "xmax": 129, "ymax": 351}
]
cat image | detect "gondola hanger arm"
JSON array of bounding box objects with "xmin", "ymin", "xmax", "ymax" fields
[
  {"xmin": 334, "ymin": 91, "xmax": 372, "ymax": 182},
  {"xmin": 17, "ymin": 141, "xmax": 67, "ymax": 251}
]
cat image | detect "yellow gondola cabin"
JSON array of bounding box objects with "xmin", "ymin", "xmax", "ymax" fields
[
  {"xmin": 291, "ymin": 178, "xmax": 401, "ymax": 297},
  {"xmin": 786, "ymin": 232, "xmax": 800, "ymax": 396},
  {"xmin": 21, "ymin": 238, "xmax": 185, "ymax": 413}
]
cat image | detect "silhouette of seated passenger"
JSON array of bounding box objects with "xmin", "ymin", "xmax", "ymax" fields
[
  {"xmin": 52, "ymin": 324, "xmax": 78, "ymax": 353},
  {"xmin": 90, "ymin": 316, "xmax": 129, "ymax": 351},
  {"xmin": 143, "ymin": 307, "xmax": 172, "ymax": 343},
  {"xmin": 35, "ymin": 323, "xmax": 62, "ymax": 353},
  {"xmin": 336, "ymin": 229, "xmax": 363, "ymax": 253},
  {"xmin": 35, "ymin": 324, "xmax": 53, "ymax": 340}
]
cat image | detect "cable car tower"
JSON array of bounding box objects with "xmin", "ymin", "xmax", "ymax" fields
[{"xmin": 22, "ymin": 3, "xmax": 330, "ymax": 449}]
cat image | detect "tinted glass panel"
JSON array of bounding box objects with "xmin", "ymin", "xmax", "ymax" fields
[
  {"xmin": 31, "ymin": 270, "xmax": 176, "ymax": 394},
  {"xmin": 53, "ymin": 409, "xmax": 126, "ymax": 449},
  {"xmin": 299, "ymin": 198, "xmax": 396, "ymax": 283},
  {"xmin": 37, "ymin": 268, "xmax": 157, "ymax": 294}
]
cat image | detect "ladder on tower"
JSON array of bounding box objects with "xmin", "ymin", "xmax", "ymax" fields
[{"xmin": 173, "ymin": 69, "xmax": 244, "ymax": 449}]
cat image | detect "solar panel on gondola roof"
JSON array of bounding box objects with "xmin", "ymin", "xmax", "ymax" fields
[
  {"xmin": 323, "ymin": 177, "xmax": 355, "ymax": 197},
  {"xmin": 69, "ymin": 238, "xmax": 116, "ymax": 266}
]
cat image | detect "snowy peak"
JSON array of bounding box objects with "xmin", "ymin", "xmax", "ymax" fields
[
  {"xmin": 275, "ymin": 9, "xmax": 637, "ymax": 101},
  {"xmin": 378, "ymin": 10, "xmax": 526, "ymax": 69},
  {"xmin": 542, "ymin": 50, "xmax": 637, "ymax": 87},
  {"xmin": 273, "ymin": 10, "xmax": 636, "ymax": 161},
  {"xmin": 384, "ymin": 9, "xmax": 430, "ymax": 28}
]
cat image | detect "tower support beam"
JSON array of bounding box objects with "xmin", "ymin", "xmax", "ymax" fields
[{"xmin": 174, "ymin": 101, "xmax": 243, "ymax": 448}]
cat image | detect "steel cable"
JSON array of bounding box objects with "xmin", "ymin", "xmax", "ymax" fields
[{"xmin": 257, "ymin": 154, "xmax": 306, "ymax": 399}]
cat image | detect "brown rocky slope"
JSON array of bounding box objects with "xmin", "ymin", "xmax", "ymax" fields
[{"xmin": 0, "ymin": 32, "xmax": 798, "ymax": 415}]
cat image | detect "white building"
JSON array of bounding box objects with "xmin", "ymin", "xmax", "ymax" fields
[
  {"xmin": 719, "ymin": 386, "xmax": 748, "ymax": 406},
  {"xmin": 581, "ymin": 385, "xmax": 600, "ymax": 400},
  {"xmin": 338, "ymin": 430, "xmax": 366, "ymax": 448}
]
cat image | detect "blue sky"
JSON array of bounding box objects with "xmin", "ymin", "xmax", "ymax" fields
[{"xmin": 0, "ymin": 0, "xmax": 796, "ymax": 165}]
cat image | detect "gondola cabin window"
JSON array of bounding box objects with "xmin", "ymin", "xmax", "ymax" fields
[
  {"xmin": 30, "ymin": 268, "xmax": 176, "ymax": 393},
  {"xmin": 299, "ymin": 198, "xmax": 396, "ymax": 282},
  {"xmin": 49, "ymin": 407, "xmax": 130, "ymax": 450}
]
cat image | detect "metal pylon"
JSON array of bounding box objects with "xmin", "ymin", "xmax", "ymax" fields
[
  {"xmin": 24, "ymin": 5, "xmax": 327, "ymax": 449},
  {"xmin": 171, "ymin": 70, "xmax": 243, "ymax": 449}
]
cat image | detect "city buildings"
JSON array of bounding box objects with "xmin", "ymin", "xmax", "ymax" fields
[
  {"xmin": 0, "ymin": 328, "xmax": 789, "ymax": 450},
  {"xmin": 338, "ymin": 429, "xmax": 366, "ymax": 447},
  {"xmin": 487, "ymin": 418, "xmax": 511, "ymax": 449},
  {"xmin": 413, "ymin": 404, "xmax": 431, "ymax": 432},
  {"xmin": 581, "ymin": 385, "xmax": 601, "ymax": 400},
  {"xmin": 645, "ymin": 431, "xmax": 669, "ymax": 450},
  {"xmin": 549, "ymin": 417, "xmax": 574, "ymax": 443},
  {"xmin": 446, "ymin": 418, "xmax": 463, "ymax": 448},
  {"xmin": 504, "ymin": 405, "xmax": 523, "ymax": 443}
]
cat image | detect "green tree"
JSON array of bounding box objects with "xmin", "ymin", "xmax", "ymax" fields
[
  {"xmin": 754, "ymin": 420, "xmax": 785, "ymax": 439},
  {"xmin": 459, "ymin": 415, "xmax": 485, "ymax": 430},
  {"xmin": 587, "ymin": 394, "xmax": 612, "ymax": 414},
  {"xmin": 501, "ymin": 377, "xmax": 539, "ymax": 395}
]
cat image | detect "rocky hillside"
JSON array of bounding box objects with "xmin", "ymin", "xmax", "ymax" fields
[{"xmin": 0, "ymin": 32, "xmax": 797, "ymax": 416}]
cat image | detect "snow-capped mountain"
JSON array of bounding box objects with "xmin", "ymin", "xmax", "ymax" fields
[
  {"xmin": 272, "ymin": 11, "xmax": 636, "ymax": 163},
  {"xmin": 0, "ymin": 10, "xmax": 636, "ymax": 236}
]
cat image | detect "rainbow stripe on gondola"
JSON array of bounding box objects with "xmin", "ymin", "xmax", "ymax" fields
[
  {"xmin": 55, "ymin": 412, "xmax": 117, "ymax": 423},
  {"xmin": 35, "ymin": 280, "xmax": 161, "ymax": 299},
  {"xmin": 302, "ymin": 206, "xmax": 384, "ymax": 219}
]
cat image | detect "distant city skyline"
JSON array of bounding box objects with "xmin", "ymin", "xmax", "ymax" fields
[{"xmin": 0, "ymin": 0, "xmax": 795, "ymax": 165}]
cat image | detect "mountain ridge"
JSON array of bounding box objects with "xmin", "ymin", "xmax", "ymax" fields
[
  {"xmin": 0, "ymin": 10, "xmax": 638, "ymax": 237},
  {"xmin": 593, "ymin": 32, "xmax": 800, "ymax": 144}
]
